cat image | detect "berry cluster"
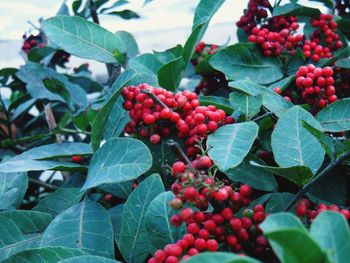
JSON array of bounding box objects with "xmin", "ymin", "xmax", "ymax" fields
[
  {"xmin": 236, "ymin": 0, "xmax": 271, "ymax": 34},
  {"xmin": 295, "ymin": 64, "xmax": 337, "ymax": 109},
  {"xmin": 248, "ymin": 24, "xmax": 303, "ymax": 56},
  {"xmin": 303, "ymin": 14, "xmax": 343, "ymax": 62},
  {"xmin": 21, "ymin": 33, "xmax": 45, "ymax": 53},
  {"xmin": 121, "ymin": 84, "xmax": 233, "ymax": 156},
  {"xmin": 295, "ymin": 197, "xmax": 350, "ymax": 222},
  {"xmin": 191, "ymin": 42, "xmax": 218, "ymax": 67}
]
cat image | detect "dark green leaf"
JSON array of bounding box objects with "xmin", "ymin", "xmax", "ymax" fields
[
  {"xmin": 184, "ymin": 252, "xmax": 261, "ymax": 263},
  {"xmin": 146, "ymin": 192, "xmax": 186, "ymax": 250},
  {"xmin": 229, "ymin": 92, "xmax": 262, "ymax": 120},
  {"xmin": 115, "ymin": 31, "xmax": 139, "ymax": 59},
  {"xmin": 207, "ymin": 122, "xmax": 259, "ymax": 172},
  {"xmin": 335, "ymin": 58, "xmax": 350, "ymax": 69},
  {"xmin": 265, "ymin": 193, "xmax": 295, "ymax": 213},
  {"xmin": 0, "ymin": 171, "xmax": 27, "ymax": 210},
  {"xmin": 103, "ymin": 97, "xmax": 129, "ymax": 140},
  {"xmin": 100, "ymin": 181, "xmax": 132, "ymax": 199},
  {"xmin": 109, "ymin": 204, "xmax": 124, "ymax": 242},
  {"xmin": 157, "ymin": 56, "xmax": 185, "ymax": 91},
  {"xmin": 59, "ymin": 255, "xmax": 121, "ymax": 263},
  {"xmin": 0, "ymin": 210, "xmax": 53, "ymax": 261},
  {"xmin": 271, "ymin": 106, "xmax": 325, "ymax": 174},
  {"xmin": 106, "ymin": 10, "xmax": 140, "ymax": 19},
  {"xmin": 41, "ymin": 200, "xmax": 114, "ymax": 258},
  {"xmin": 228, "ymin": 80, "xmax": 266, "ymax": 96},
  {"xmin": 315, "ymin": 98, "xmax": 350, "ymax": 132},
  {"xmin": 33, "ymin": 188, "xmax": 84, "ymax": 216},
  {"xmin": 263, "ymin": 90, "xmax": 293, "ymax": 117},
  {"xmin": 225, "ymin": 154, "xmax": 277, "ymax": 192},
  {"xmin": 82, "ymin": 138, "xmax": 152, "ymax": 191},
  {"xmin": 119, "ymin": 174, "xmax": 164, "ymax": 263},
  {"xmin": 198, "ymin": 96, "xmax": 234, "ymax": 114},
  {"xmin": 209, "ymin": 43, "xmax": 283, "ymax": 84},
  {"xmin": 273, "ymin": 3, "xmax": 321, "ymax": 18}
]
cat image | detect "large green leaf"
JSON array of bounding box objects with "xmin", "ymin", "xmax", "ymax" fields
[
  {"xmin": 3, "ymin": 247, "xmax": 86, "ymax": 263},
  {"xmin": 315, "ymin": 98, "xmax": 350, "ymax": 132},
  {"xmin": 335, "ymin": 58, "xmax": 350, "ymax": 69},
  {"xmin": 265, "ymin": 193, "xmax": 295, "ymax": 213},
  {"xmin": 0, "ymin": 171, "xmax": 27, "ymax": 210},
  {"xmin": 42, "ymin": 16, "xmax": 126, "ymax": 63},
  {"xmin": 225, "ymin": 154, "xmax": 277, "ymax": 192},
  {"xmin": 263, "ymin": 91, "xmax": 293, "ymax": 117},
  {"xmin": 33, "ymin": 188, "xmax": 84, "ymax": 216},
  {"xmin": 228, "ymin": 80, "xmax": 266, "ymax": 96},
  {"xmin": 100, "ymin": 181, "xmax": 133, "ymax": 200},
  {"xmin": 207, "ymin": 122, "xmax": 259, "ymax": 172},
  {"xmin": 0, "ymin": 210, "xmax": 53, "ymax": 261},
  {"xmin": 119, "ymin": 174, "xmax": 164, "ymax": 263},
  {"xmin": 59, "ymin": 255, "xmax": 121, "ymax": 263},
  {"xmin": 128, "ymin": 54, "xmax": 161, "ymax": 86},
  {"xmin": 260, "ymin": 213, "xmax": 325, "ymax": 263},
  {"xmin": 209, "ymin": 43, "xmax": 283, "ymax": 84},
  {"xmin": 250, "ymin": 162, "xmax": 313, "ymax": 186},
  {"xmin": 310, "ymin": 211, "xmax": 350, "ymax": 263},
  {"xmin": 184, "ymin": 252, "xmax": 261, "ymax": 263},
  {"xmin": 145, "ymin": 192, "xmax": 186, "ymax": 250},
  {"xmin": 41, "ymin": 200, "xmax": 114, "ymax": 258},
  {"xmin": 16, "ymin": 62, "xmax": 88, "ymax": 109},
  {"xmin": 109, "ymin": 204, "xmax": 124, "ymax": 242},
  {"xmin": 91, "ymin": 69, "xmax": 136, "ymax": 151},
  {"xmin": 271, "ymin": 106, "xmax": 325, "ymax": 174},
  {"xmin": 82, "ymin": 138, "xmax": 152, "ymax": 191},
  {"xmin": 273, "ymin": 2, "xmax": 321, "ymax": 18},
  {"xmin": 229, "ymin": 92, "xmax": 262, "ymax": 120},
  {"xmin": 198, "ymin": 96, "xmax": 234, "ymax": 114},
  {"xmin": 0, "ymin": 143, "xmax": 92, "ymax": 173}
]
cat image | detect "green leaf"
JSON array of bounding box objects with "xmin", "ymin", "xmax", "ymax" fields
[
  {"xmin": 91, "ymin": 68, "xmax": 136, "ymax": 151},
  {"xmin": 146, "ymin": 192, "xmax": 186, "ymax": 250},
  {"xmin": 103, "ymin": 96, "xmax": 130, "ymax": 140},
  {"xmin": 119, "ymin": 174, "xmax": 164, "ymax": 263},
  {"xmin": 209, "ymin": 43, "xmax": 283, "ymax": 84},
  {"xmin": 43, "ymin": 78, "xmax": 71, "ymax": 103},
  {"xmin": 82, "ymin": 138, "xmax": 152, "ymax": 191},
  {"xmin": 263, "ymin": 90, "xmax": 293, "ymax": 117},
  {"xmin": 184, "ymin": 252, "xmax": 261, "ymax": 263},
  {"xmin": 33, "ymin": 188, "xmax": 84, "ymax": 216},
  {"xmin": 41, "ymin": 200, "xmax": 114, "ymax": 258},
  {"xmin": 0, "ymin": 143, "xmax": 92, "ymax": 173},
  {"xmin": 59, "ymin": 255, "xmax": 121, "ymax": 263},
  {"xmin": 198, "ymin": 96, "xmax": 234, "ymax": 114},
  {"xmin": 115, "ymin": 31, "xmax": 139, "ymax": 59},
  {"xmin": 310, "ymin": 211, "xmax": 350, "ymax": 263},
  {"xmin": 335, "ymin": 58, "xmax": 350, "ymax": 69},
  {"xmin": 16, "ymin": 62, "xmax": 88, "ymax": 109},
  {"xmin": 260, "ymin": 213, "xmax": 325, "ymax": 263},
  {"xmin": 225, "ymin": 154, "xmax": 277, "ymax": 192},
  {"xmin": 0, "ymin": 171, "xmax": 27, "ymax": 210},
  {"xmin": 109, "ymin": 204, "xmax": 124, "ymax": 242},
  {"xmin": 42, "ymin": 16, "xmax": 127, "ymax": 63},
  {"xmin": 228, "ymin": 80, "xmax": 266, "ymax": 96},
  {"xmin": 157, "ymin": 56, "xmax": 185, "ymax": 91},
  {"xmin": 0, "ymin": 210, "xmax": 53, "ymax": 261},
  {"xmin": 250, "ymin": 162, "xmax": 313, "ymax": 186},
  {"xmin": 100, "ymin": 181, "xmax": 133, "ymax": 199},
  {"xmin": 207, "ymin": 122, "xmax": 259, "ymax": 172},
  {"xmin": 273, "ymin": 3, "xmax": 321, "ymax": 18},
  {"xmin": 128, "ymin": 54, "xmax": 161, "ymax": 86},
  {"xmin": 27, "ymin": 47, "xmax": 56, "ymax": 63},
  {"xmin": 106, "ymin": 10, "xmax": 140, "ymax": 19},
  {"xmin": 315, "ymin": 98, "xmax": 350, "ymax": 132},
  {"xmin": 3, "ymin": 247, "xmax": 86, "ymax": 263},
  {"xmin": 229, "ymin": 92, "xmax": 262, "ymax": 120},
  {"xmin": 265, "ymin": 193, "xmax": 295, "ymax": 213},
  {"xmin": 271, "ymin": 106, "xmax": 325, "ymax": 174}
]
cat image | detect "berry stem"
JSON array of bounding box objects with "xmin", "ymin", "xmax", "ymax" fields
[
  {"xmin": 251, "ymin": 111, "xmax": 274, "ymax": 122},
  {"xmin": 29, "ymin": 178, "xmax": 58, "ymax": 191},
  {"xmin": 311, "ymin": 89, "xmax": 325, "ymax": 114},
  {"xmin": 141, "ymin": 89, "xmax": 171, "ymax": 109},
  {"xmin": 89, "ymin": 0, "xmax": 100, "ymax": 24},
  {"xmin": 284, "ymin": 149, "xmax": 350, "ymax": 211},
  {"xmin": 166, "ymin": 139, "xmax": 194, "ymax": 169}
]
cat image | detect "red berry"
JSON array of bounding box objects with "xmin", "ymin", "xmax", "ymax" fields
[
  {"xmin": 71, "ymin": 155, "xmax": 82, "ymax": 163},
  {"xmin": 197, "ymin": 156, "xmax": 213, "ymax": 169},
  {"xmin": 206, "ymin": 239, "xmax": 218, "ymax": 251},
  {"xmin": 180, "ymin": 208, "xmax": 194, "ymax": 221},
  {"xmin": 172, "ymin": 161, "xmax": 186, "ymax": 175},
  {"xmin": 240, "ymin": 185, "xmax": 252, "ymax": 198},
  {"xmin": 194, "ymin": 238, "xmax": 207, "ymax": 251},
  {"xmin": 253, "ymin": 211, "xmax": 266, "ymax": 223},
  {"xmin": 143, "ymin": 113, "xmax": 155, "ymax": 124},
  {"xmin": 215, "ymin": 188, "xmax": 229, "ymax": 201},
  {"xmin": 230, "ymin": 218, "xmax": 242, "ymax": 231},
  {"xmin": 150, "ymin": 134, "xmax": 161, "ymax": 144},
  {"xmin": 154, "ymin": 250, "xmax": 166, "ymax": 262},
  {"xmin": 184, "ymin": 187, "xmax": 197, "ymax": 202}
]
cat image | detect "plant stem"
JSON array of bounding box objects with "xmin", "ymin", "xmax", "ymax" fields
[
  {"xmin": 311, "ymin": 89, "xmax": 325, "ymax": 115},
  {"xmin": 0, "ymin": 95, "xmax": 12, "ymax": 138},
  {"xmin": 166, "ymin": 139, "xmax": 194, "ymax": 170},
  {"xmin": 284, "ymin": 149, "xmax": 350, "ymax": 211},
  {"xmin": 251, "ymin": 111, "xmax": 274, "ymax": 122},
  {"xmin": 141, "ymin": 89, "xmax": 171, "ymax": 109},
  {"xmin": 29, "ymin": 178, "xmax": 58, "ymax": 191},
  {"xmin": 89, "ymin": 0, "xmax": 100, "ymax": 24},
  {"xmin": 44, "ymin": 103, "xmax": 61, "ymax": 143}
]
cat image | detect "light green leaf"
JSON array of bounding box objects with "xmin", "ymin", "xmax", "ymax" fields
[
  {"xmin": 315, "ymin": 98, "xmax": 350, "ymax": 132},
  {"xmin": 263, "ymin": 91, "xmax": 293, "ymax": 117},
  {"xmin": 265, "ymin": 193, "xmax": 295, "ymax": 213},
  {"xmin": 184, "ymin": 252, "xmax": 261, "ymax": 263},
  {"xmin": 0, "ymin": 210, "xmax": 53, "ymax": 261},
  {"xmin": 83, "ymin": 138, "xmax": 152, "ymax": 191},
  {"xmin": 273, "ymin": 2, "xmax": 321, "ymax": 18},
  {"xmin": 91, "ymin": 68, "xmax": 136, "ymax": 151},
  {"xmin": 3, "ymin": 247, "xmax": 86, "ymax": 263},
  {"xmin": 207, "ymin": 122, "xmax": 259, "ymax": 172},
  {"xmin": 33, "ymin": 188, "xmax": 84, "ymax": 216},
  {"xmin": 229, "ymin": 92, "xmax": 262, "ymax": 120},
  {"xmin": 146, "ymin": 192, "xmax": 186, "ymax": 250},
  {"xmin": 250, "ymin": 162, "xmax": 313, "ymax": 186},
  {"xmin": 310, "ymin": 211, "xmax": 350, "ymax": 263},
  {"xmin": 0, "ymin": 143, "xmax": 92, "ymax": 173},
  {"xmin": 335, "ymin": 58, "xmax": 350, "ymax": 69},
  {"xmin": 59, "ymin": 255, "xmax": 121, "ymax": 263},
  {"xmin": 0, "ymin": 171, "xmax": 27, "ymax": 210},
  {"xmin": 228, "ymin": 80, "xmax": 266, "ymax": 96},
  {"xmin": 209, "ymin": 43, "xmax": 283, "ymax": 84},
  {"xmin": 271, "ymin": 106, "xmax": 325, "ymax": 174},
  {"xmin": 225, "ymin": 154, "xmax": 277, "ymax": 192},
  {"xmin": 43, "ymin": 16, "xmax": 125, "ymax": 63},
  {"xmin": 119, "ymin": 174, "xmax": 164, "ymax": 263},
  {"xmin": 109, "ymin": 204, "xmax": 124, "ymax": 242},
  {"xmin": 41, "ymin": 200, "xmax": 114, "ymax": 258}
]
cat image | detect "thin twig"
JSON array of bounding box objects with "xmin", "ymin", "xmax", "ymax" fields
[
  {"xmin": 44, "ymin": 103, "xmax": 61, "ymax": 143},
  {"xmin": 0, "ymin": 96, "xmax": 12, "ymax": 138},
  {"xmin": 311, "ymin": 89, "xmax": 325, "ymax": 115},
  {"xmin": 166, "ymin": 139, "xmax": 194, "ymax": 170},
  {"xmin": 251, "ymin": 111, "xmax": 274, "ymax": 122},
  {"xmin": 141, "ymin": 90, "xmax": 170, "ymax": 109},
  {"xmin": 89, "ymin": 0, "xmax": 100, "ymax": 24},
  {"xmin": 284, "ymin": 149, "xmax": 350, "ymax": 211},
  {"xmin": 29, "ymin": 178, "xmax": 58, "ymax": 191}
]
